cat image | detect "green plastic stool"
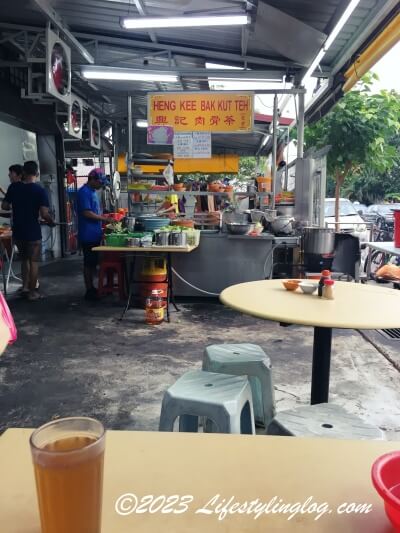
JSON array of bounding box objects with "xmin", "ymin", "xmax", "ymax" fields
[
  {"xmin": 203, "ymin": 344, "xmax": 275, "ymax": 428},
  {"xmin": 159, "ymin": 370, "xmax": 255, "ymax": 434}
]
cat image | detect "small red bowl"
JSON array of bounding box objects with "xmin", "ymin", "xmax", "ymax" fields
[{"xmin": 371, "ymin": 451, "xmax": 400, "ymax": 530}]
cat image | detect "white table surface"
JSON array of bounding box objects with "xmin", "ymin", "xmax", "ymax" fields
[
  {"xmin": 220, "ymin": 279, "xmax": 400, "ymax": 330},
  {"xmin": 366, "ymin": 241, "xmax": 400, "ymax": 256},
  {"xmin": 0, "ymin": 429, "xmax": 397, "ymax": 532}
]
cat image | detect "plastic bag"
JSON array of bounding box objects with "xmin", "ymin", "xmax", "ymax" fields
[
  {"xmin": 163, "ymin": 162, "xmax": 174, "ymax": 187},
  {"xmin": 376, "ymin": 264, "xmax": 400, "ymax": 280},
  {"xmin": 0, "ymin": 292, "xmax": 17, "ymax": 345}
]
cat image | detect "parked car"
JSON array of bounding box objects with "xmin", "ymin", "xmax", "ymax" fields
[
  {"xmin": 363, "ymin": 203, "xmax": 400, "ymax": 241},
  {"xmin": 352, "ymin": 202, "xmax": 368, "ymax": 216},
  {"xmin": 324, "ymin": 198, "xmax": 369, "ymax": 242},
  {"xmin": 364, "ymin": 203, "xmax": 400, "ymax": 225}
]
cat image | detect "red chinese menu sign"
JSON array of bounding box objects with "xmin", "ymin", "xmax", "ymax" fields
[{"xmin": 148, "ymin": 92, "xmax": 254, "ymax": 133}]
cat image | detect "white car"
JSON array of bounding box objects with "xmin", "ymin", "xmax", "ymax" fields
[{"xmin": 324, "ymin": 198, "xmax": 369, "ymax": 243}]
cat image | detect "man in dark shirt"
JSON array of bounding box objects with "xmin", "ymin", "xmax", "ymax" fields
[
  {"xmin": 2, "ymin": 161, "xmax": 55, "ymax": 300},
  {"xmin": 77, "ymin": 168, "xmax": 110, "ymax": 301}
]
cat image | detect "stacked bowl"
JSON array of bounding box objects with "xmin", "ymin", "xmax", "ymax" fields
[{"xmin": 136, "ymin": 215, "xmax": 170, "ymax": 233}]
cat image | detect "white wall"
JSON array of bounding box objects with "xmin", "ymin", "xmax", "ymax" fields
[{"xmin": 0, "ymin": 121, "xmax": 38, "ymax": 190}]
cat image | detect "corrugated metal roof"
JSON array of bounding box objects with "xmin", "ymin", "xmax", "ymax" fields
[{"xmin": 0, "ymin": 0, "xmax": 397, "ymax": 154}]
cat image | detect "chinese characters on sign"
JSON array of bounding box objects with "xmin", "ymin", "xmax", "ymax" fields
[
  {"xmin": 148, "ymin": 92, "xmax": 254, "ymax": 133},
  {"xmin": 173, "ymin": 132, "xmax": 212, "ymax": 159}
]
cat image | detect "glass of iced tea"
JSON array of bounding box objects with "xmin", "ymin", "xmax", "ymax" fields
[{"xmin": 30, "ymin": 417, "xmax": 106, "ymax": 533}]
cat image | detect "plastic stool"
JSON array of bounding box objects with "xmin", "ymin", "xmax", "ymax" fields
[
  {"xmin": 159, "ymin": 370, "xmax": 255, "ymax": 434},
  {"xmin": 98, "ymin": 256, "xmax": 126, "ymax": 300},
  {"xmin": 203, "ymin": 344, "xmax": 275, "ymax": 428},
  {"xmin": 267, "ymin": 403, "xmax": 384, "ymax": 440}
]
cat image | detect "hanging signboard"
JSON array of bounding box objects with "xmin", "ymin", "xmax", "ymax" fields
[
  {"xmin": 173, "ymin": 133, "xmax": 193, "ymax": 159},
  {"xmin": 148, "ymin": 91, "xmax": 254, "ymax": 133},
  {"xmin": 192, "ymin": 132, "xmax": 212, "ymax": 158},
  {"xmin": 147, "ymin": 125, "xmax": 174, "ymax": 145}
]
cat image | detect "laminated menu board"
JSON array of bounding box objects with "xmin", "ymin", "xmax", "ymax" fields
[
  {"xmin": 173, "ymin": 132, "xmax": 193, "ymax": 159},
  {"xmin": 192, "ymin": 132, "xmax": 211, "ymax": 159}
]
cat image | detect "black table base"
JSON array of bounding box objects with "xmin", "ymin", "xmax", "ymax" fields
[{"xmin": 311, "ymin": 326, "xmax": 333, "ymax": 404}]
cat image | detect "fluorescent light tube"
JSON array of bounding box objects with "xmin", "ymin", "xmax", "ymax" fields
[
  {"xmin": 302, "ymin": 0, "xmax": 361, "ymax": 84},
  {"xmin": 261, "ymin": 135, "xmax": 271, "ymax": 148},
  {"xmin": 206, "ymin": 62, "xmax": 244, "ymax": 70},
  {"xmin": 82, "ymin": 70, "xmax": 178, "ymax": 82},
  {"xmin": 136, "ymin": 120, "xmax": 148, "ymax": 128},
  {"xmin": 121, "ymin": 15, "xmax": 249, "ymax": 30}
]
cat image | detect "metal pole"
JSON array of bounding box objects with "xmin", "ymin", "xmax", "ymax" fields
[
  {"xmin": 297, "ymin": 88, "xmax": 305, "ymax": 159},
  {"xmin": 127, "ymin": 95, "xmax": 133, "ymax": 163},
  {"xmin": 284, "ymin": 126, "xmax": 289, "ymax": 191},
  {"xmin": 271, "ymin": 93, "xmax": 278, "ymax": 210}
]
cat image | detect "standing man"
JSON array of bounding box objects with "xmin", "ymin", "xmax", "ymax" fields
[
  {"xmin": 77, "ymin": 168, "xmax": 110, "ymax": 301},
  {"xmin": 1, "ymin": 161, "xmax": 55, "ymax": 300},
  {"xmin": 0, "ymin": 164, "xmax": 23, "ymax": 197}
]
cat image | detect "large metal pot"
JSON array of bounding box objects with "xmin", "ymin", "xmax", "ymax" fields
[
  {"xmin": 226, "ymin": 222, "xmax": 252, "ymax": 235},
  {"xmin": 271, "ymin": 216, "xmax": 294, "ymax": 235},
  {"xmin": 302, "ymin": 227, "xmax": 335, "ymax": 255}
]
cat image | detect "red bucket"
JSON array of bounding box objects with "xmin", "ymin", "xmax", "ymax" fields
[
  {"xmin": 393, "ymin": 209, "xmax": 400, "ymax": 248},
  {"xmin": 371, "ymin": 451, "xmax": 400, "ymax": 530}
]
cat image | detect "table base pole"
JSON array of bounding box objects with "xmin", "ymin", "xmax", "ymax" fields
[{"xmin": 311, "ymin": 326, "xmax": 332, "ymax": 405}]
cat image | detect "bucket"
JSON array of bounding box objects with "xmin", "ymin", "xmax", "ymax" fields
[
  {"xmin": 393, "ymin": 210, "xmax": 400, "ymax": 248},
  {"xmin": 141, "ymin": 258, "xmax": 166, "ymax": 276},
  {"xmin": 256, "ymin": 177, "xmax": 272, "ymax": 192},
  {"xmin": 139, "ymin": 273, "xmax": 168, "ymax": 306}
]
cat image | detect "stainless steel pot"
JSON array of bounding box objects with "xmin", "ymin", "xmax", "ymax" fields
[
  {"xmin": 155, "ymin": 230, "xmax": 169, "ymax": 246},
  {"xmin": 169, "ymin": 231, "xmax": 187, "ymax": 246},
  {"xmin": 271, "ymin": 216, "xmax": 294, "ymax": 235},
  {"xmin": 226, "ymin": 222, "xmax": 252, "ymax": 235},
  {"xmin": 302, "ymin": 227, "xmax": 335, "ymax": 255}
]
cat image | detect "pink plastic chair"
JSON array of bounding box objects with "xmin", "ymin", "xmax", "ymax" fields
[{"xmin": 0, "ymin": 292, "xmax": 17, "ymax": 344}]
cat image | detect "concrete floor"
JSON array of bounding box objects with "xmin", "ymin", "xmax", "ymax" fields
[{"xmin": 0, "ymin": 257, "xmax": 399, "ymax": 440}]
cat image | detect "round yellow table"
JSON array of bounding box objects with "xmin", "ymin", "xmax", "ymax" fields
[{"xmin": 220, "ymin": 280, "xmax": 400, "ymax": 404}]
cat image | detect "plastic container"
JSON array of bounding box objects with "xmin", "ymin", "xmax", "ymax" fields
[
  {"xmin": 318, "ymin": 269, "xmax": 331, "ymax": 297},
  {"xmin": 393, "ymin": 210, "xmax": 400, "ymax": 248},
  {"xmin": 105, "ymin": 234, "xmax": 127, "ymax": 246},
  {"xmin": 145, "ymin": 289, "xmax": 165, "ymax": 325},
  {"xmin": 371, "ymin": 451, "xmax": 400, "ymax": 530},
  {"xmin": 256, "ymin": 177, "xmax": 272, "ymax": 192},
  {"xmin": 323, "ymin": 279, "xmax": 334, "ymax": 299}
]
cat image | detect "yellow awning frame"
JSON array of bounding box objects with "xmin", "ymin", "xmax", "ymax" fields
[{"xmin": 343, "ymin": 12, "xmax": 400, "ymax": 92}]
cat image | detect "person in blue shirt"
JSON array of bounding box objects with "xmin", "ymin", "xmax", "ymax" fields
[
  {"xmin": 2, "ymin": 161, "xmax": 55, "ymax": 301},
  {"xmin": 77, "ymin": 168, "xmax": 110, "ymax": 301}
]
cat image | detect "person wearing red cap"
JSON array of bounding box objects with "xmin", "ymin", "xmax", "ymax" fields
[{"xmin": 77, "ymin": 168, "xmax": 110, "ymax": 301}]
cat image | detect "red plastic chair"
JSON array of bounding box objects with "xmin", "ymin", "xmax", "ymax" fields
[{"xmin": 98, "ymin": 255, "xmax": 126, "ymax": 300}]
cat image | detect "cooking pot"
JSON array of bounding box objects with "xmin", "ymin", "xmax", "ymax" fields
[
  {"xmin": 271, "ymin": 216, "xmax": 294, "ymax": 235},
  {"xmin": 154, "ymin": 230, "xmax": 169, "ymax": 246},
  {"xmin": 302, "ymin": 227, "xmax": 335, "ymax": 255},
  {"xmin": 169, "ymin": 231, "xmax": 187, "ymax": 246}
]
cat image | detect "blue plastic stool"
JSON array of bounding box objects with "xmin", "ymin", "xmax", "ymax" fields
[
  {"xmin": 203, "ymin": 343, "xmax": 275, "ymax": 428},
  {"xmin": 159, "ymin": 370, "xmax": 255, "ymax": 434},
  {"xmin": 268, "ymin": 403, "xmax": 384, "ymax": 440}
]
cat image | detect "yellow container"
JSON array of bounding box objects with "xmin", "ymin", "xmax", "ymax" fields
[
  {"xmin": 141, "ymin": 258, "xmax": 167, "ymax": 276},
  {"xmin": 257, "ymin": 177, "xmax": 272, "ymax": 192}
]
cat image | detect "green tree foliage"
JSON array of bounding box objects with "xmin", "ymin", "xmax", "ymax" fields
[{"xmin": 304, "ymin": 74, "xmax": 400, "ymax": 219}]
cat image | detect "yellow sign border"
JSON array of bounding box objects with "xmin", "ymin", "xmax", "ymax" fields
[{"xmin": 147, "ymin": 91, "xmax": 254, "ymax": 134}]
